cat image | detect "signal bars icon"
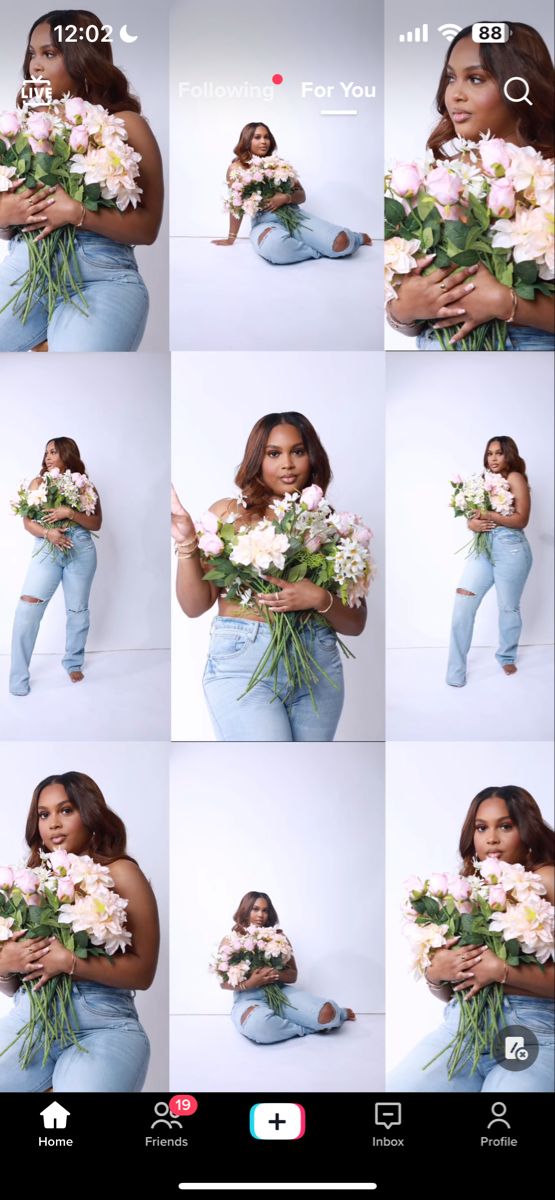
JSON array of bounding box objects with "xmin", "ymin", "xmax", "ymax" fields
[{"xmin": 399, "ymin": 23, "xmax": 428, "ymax": 43}]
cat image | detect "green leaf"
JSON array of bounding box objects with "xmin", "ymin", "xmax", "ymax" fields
[
  {"xmin": 514, "ymin": 283, "xmax": 536, "ymax": 300},
  {"xmin": 443, "ymin": 220, "xmax": 468, "ymax": 249},
  {"xmin": 451, "ymin": 250, "xmax": 480, "ymax": 267},
  {"xmin": 384, "ymin": 197, "xmax": 406, "ymax": 227},
  {"xmin": 84, "ymin": 183, "xmax": 102, "ymax": 202},
  {"xmin": 287, "ymin": 563, "xmax": 307, "ymax": 582},
  {"xmin": 514, "ymin": 260, "xmax": 538, "ymax": 285},
  {"xmin": 421, "ymin": 226, "xmax": 434, "ymax": 250},
  {"xmin": 416, "ymin": 194, "xmax": 437, "ymax": 221}
]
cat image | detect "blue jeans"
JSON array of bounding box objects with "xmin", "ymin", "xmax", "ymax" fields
[
  {"xmin": 0, "ymin": 982, "xmax": 150, "ymax": 1092},
  {"xmin": 251, "ymin": 208, "xmax": 364, "ymax": 264},
  {"xmin": 202, "ymin": 617, "xmax": 345, "ymax": 740},
  {"xmin": 446, "ymin": 528, "xmax": 532, "ymax": 686},
  {"xmin": 0, "ymin": 232, "xmax": 149, "ymax": 350},
  {"xmin": 9, "ymin": 527, "xmax": 97, "ymax": 696},
  {"xmin": 417, "ymin": 324, "xmax": 555, "ymax": 351},
  {"xmin": 232, "ymin": 985, "xmax": 349, "ymax": 1044},
  {"xmin": 387, "ymin": 995, "xmax": 554, "ymax": 1092}
]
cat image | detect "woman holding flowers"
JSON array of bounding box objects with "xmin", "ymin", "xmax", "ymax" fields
[
  {"xmin": 0, "ymin": 771, "xmax": 159, "ymax": 1091},
  {"xmin": 446, "ymin": 436, "xmax": 532, "ymax": 687},
  {"xmin": 0, "ymin": 9, "xmax": 163, "ymax": 351},
  {"xmin": 388, "ymin": 786, "xmax": 554, "ymax": 1092},
  {"xmin": 172, "ymin": 412, "xmax": 369, "ymax": 741},
  {"xmin": 386, "ymin": 22, "xmax": 555, "ymax": 350},
  {"xmin": 213, "ymin": 121, "xmax": 371, "ymax": 264},
  {"xmin": 9, "ymin": 436, "xmax": 101, "ymax": 696},
  {"xmin": 216, "ymin": 891, "xmax": 356, "ymax": 1045}
]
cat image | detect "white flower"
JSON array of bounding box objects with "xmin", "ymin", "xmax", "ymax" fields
[
  {"xmin": 491, "ymin": 205, "xmax": 554, "ymax": 279},
  {"xmin": 230, "ymin": 521, "xmax": 290, "ymax": 572},
  {"xmin": 489, "ymin": 898, "xmax": 554, "ymax": 963},
  {"xmin": 404, "ymin": 921, "xmax": 449, "ymax": 977},
  {"xmin": 0, "ymin": 916, "xmax": 14, "ymax": 941},
  {"xmin": 0, "ymin": 165, "xmax": 17, "ymax": 192}
]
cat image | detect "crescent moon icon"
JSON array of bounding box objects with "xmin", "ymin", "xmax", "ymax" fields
[{"xmin": 120, "ymin": 24, "xmax": 138, "ymax": 43}]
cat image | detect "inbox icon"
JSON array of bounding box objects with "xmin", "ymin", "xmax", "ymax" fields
[{"xmin": 249, "ymin": 1103, "xmax": 306, "ymax": 1140}]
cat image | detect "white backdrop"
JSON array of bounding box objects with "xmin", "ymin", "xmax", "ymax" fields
[
  {"xmin": 170, "ymin": 0, "xmax": 383, "ymax": 237},
  {"xmin": 0, "ymin": 353, "xmax": 170, "ymax": 654},
  {"xmin": 171, "ymin": 351, "xmax": 385, "ymax": 741},
  {"xmin": 386, "ymin": 353, "xmax": 554, "ymax": 647},
  {"xmin": 170, "ymin": 742, "xmax": 384, "ymax": 1013},
  {"xmin": 0, "ymin": 0, "xmax": 170, "ymax": 352},
  {"xmin": 0, "ymin": 740, "xmax": 169, "ymax": 1090},
  {"xmin": 386, "ymin": 740, "xmax": 554, "ymax": 1072}
]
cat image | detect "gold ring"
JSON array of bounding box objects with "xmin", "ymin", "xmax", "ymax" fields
[{"xmin": 439, "ymin": 281, "xmax": 446, "ymax": 290}]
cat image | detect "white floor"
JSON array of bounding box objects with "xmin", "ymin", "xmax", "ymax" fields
[
  {"xmin": 170, "ymin": 237, "xmax": 384, "ymax": 350},
  {"xmin": 0, "ymin": 649, "xmax": 169, "ymax": 740},
  {"xmin": 170, "ymin": 1014, "xmax": 383, "ymax": 1092},
  {"xmin": 387, "ymin": 644, "xmax": 554, "ymax": 740}
]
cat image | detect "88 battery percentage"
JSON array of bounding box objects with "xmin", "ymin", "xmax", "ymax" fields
[{"xmin": 472, "ymin": 23, "xmax": 510, "ymax": 43}]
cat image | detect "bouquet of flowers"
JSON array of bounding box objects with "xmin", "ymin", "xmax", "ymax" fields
[
  {"xmin": 385, "ymin": 133, "xmax": 554, "ymax": 349},
  {"xmin": 402, "ymin": 859, "xmax": 554, "ymax": 1078},
  {"xmin": 210, "ymin": 924, "xmax": 295, "ymax": 1017},
  {"xmin": 449, "ymin": 470, "xmax": 514, "ymax": 559},
  {"xmin": 0, "ymin": 850, "xmax": 132, "ymax": 1067},
  {"xmin": 0, "ymin": 97, "xmax": 142, "ymax": 322},
  {"xmin": 196, "ymin": 485, "xmax": 374, "ymax": 708},
  {"xmin": 12, "ymin": 467, "xmax": 98, "ymax": 556},
  {"xmin": 225, "ymin": 154, "xmax": 306, "ymax": 236}
]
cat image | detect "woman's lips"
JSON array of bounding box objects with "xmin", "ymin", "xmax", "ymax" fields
[{"xmin": 451, "ymin": 112, "xmax": 472, "ymax": 124}]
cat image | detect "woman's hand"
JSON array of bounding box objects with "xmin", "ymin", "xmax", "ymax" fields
[
  {"xmin": 21, "ymin": 936, "xmax": 74, "ymax": 990},
  {"xmin": 211, "ymin": 237, "xmax": 237, "ymax": 246},
  {"xmin": 0, "ymin": 930, "xmax": 52, "ymax": 976},
  {"xmin": 0, "ymin": 179, "xmax": 58, "ymax": 228},
  {"xmin": 44, "ymin": 528, "xmax": 73, "ymax": 550},
  {"xmin": 453, "ymin": 947, "xmax": 506, "ymax": 1000},
  {"xmin": 42, "ymin": 506, "xmax": 74, "ymax": 524},
  {"xmin": 256, "ymin": 575, "xmax": 329, "ymax": 613},
  {"xmin": 432, "ymin": 263, "xmax": 514, "ymax": 344},
  {"xmin": 467, "ymin": 514, "xmax": 495, "ymax": 532},
  {"xmin": 261, "ymin": 193, "xmax": 289, "ymax": 212},
  {"xmin": 20, "ymin": 184, "xmax": 82, "ymax": 243},
  {"xmin": 426, "ymin": 937, "xmax": 483, "ymax": 985},
  {"xmin": 391, "ymin": 259, "xmax": 480, "ymax": 324},
  {"xmin": 171, "ymin": 484, "xmax": 196, "ymax": 544},
  {"xmin": 247, "ymin": 966, "xmax": 280, "ymax": 987}
]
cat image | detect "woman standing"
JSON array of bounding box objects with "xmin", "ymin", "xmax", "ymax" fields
[
  {"xmin": 388, "ymin": 786, "xmax": 554, "ymax": 1091},
  {"xmin": 218, "ymin": 891, "xmax": 355, "ymax": 1045},
  {"xmin": 446, "ymin": 436, "xmax": 532, "ymax": 687},
  {"xmin": 172, "ymin": 412, "xmax": 368, "ymax": 741},
  {"xmin": 0, "ymin": 771, "xmax": 159, "ymax": 1091},
  {"xmin": 213, "ymin": 121, "xmax": 371, "ymax": 264},
  {"xmin": 0, "ymin": 9, "xmax": 163, "ymax": 351},
  {"xmin": 386, "ymin": 23, "xmax": 555, "ymax": 350},
  {"xmin": 9, "ymin": 437, "xmax": 101, "ymax": 697}
]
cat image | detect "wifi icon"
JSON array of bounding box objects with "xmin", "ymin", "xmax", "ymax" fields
[{"xmin": 438, "ymin": 22, "xmax": 462, "ymax": 42}]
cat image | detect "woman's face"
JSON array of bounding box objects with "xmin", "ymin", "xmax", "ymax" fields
[
  {"xmin": 250, "ymin": 125, "xmax": 271, "ymax": 156},
  {"xmin": 444, "ymin": 37, "xmax": 519, "ymax": 142},
  {"xmin": 261, "ymin": 423, "xmax": 311, "ymax": 497},
  {"xmin": 486, "ymin": 440, "xmax": 508, "ymax": 474},
  {"xmin": 27, "ymin": 23, "xmax": 77, "ymax": 99},
  {"xmin": 249, "ymin": 897, "xmax": 270, "ymax": 926},
  {"xmin": 37, "ymin": 783, "xmax": 91, "ymax": 855},
  {"xmin": 473, "ymin": 795, "xmax": 525, "ymax": 865},
  {"xmin": 44, "ymin": 441, "xmax": 65, "ymax": 471}
]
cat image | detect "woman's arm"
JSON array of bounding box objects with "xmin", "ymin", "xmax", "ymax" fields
[
  {"xmin": 480, "ymin": 473, "xmax": 530, "ymax": 530},
  {"xmin": 42, "ymin": 495, "xmax": 103, "ymax": 533},
  {"xmin": 256, "ymin": 576, "xmax": 367, "ymax": 636},
  {"xmin": 212, "ymin": 162, "xmax": 244, "ymax": 245},
  {"xmin": 431, "ymin": 263, "xmax": 555, "ymax": 344},
  {"xmin": 262, "ymin": 182, "xmax": 306, "ymax": 213},
  {"xmin": 172, "ymin": 486, "xmax": 225, "ymax": 618}
]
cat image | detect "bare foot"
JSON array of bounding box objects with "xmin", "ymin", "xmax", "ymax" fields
[
  {"xmin": 345, "ymin": 1008, "xmax": 356, "ymax": 1021},
  {"xmin": 69, "ymin": 671, "xmax": 84, "ymax": 683},
  {"xmin": 361, "ymin": 234, "xmax": 372, "ymax": 246},
  {"xmin": 502, "ymin": 664, "xmax": 517, "ymax": 676}
]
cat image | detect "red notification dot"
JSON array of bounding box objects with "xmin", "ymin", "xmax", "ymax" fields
[
  {"xmin": 272, "ymin": 74, "xmax": 284, "ymax": 85},
  {"xmin": 169, "ymin": 1094, "xmax": 198, "ymax": 1117}
]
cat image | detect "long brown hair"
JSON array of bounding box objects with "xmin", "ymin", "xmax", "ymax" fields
[
  {"xmin": 233, "ymin": 122, "xmax": 277, "ymax": 165},
  {"xmin": 22, "ymin": 10, "xmax": 141, "ymax": 113},
  {"xmin": 459, "ymin": 785, "xmax": 554, "ymax": 876},
  {"xmin": 235, "ymin": 412, "xmax": 332, "ymax": 516},
  {"xmin": 40, "ymin": 436, "xmax": 87, "ymax": 476},
  {"xmin": 26, "ymin": 771, "xmax": 136, "ymax": 867},
  {"xmin": 232, "ymin": 890, "xmax": 279, "ymax": 932},
  {"xmin": 483, "ymin": 435, "xmax": 528, "ymax": 483},
  {"xmin": 427, "ymin": 23, "xmax": 555, "ymax": 158}
]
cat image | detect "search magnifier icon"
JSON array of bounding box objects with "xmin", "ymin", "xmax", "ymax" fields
[{"xmin": 503, "ymin": 76, "xmax": 533, "ymax": 106}]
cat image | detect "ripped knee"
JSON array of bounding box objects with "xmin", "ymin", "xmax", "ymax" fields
[
  {"xmin": 257, "ymin": 227, "xmax": 273, "ymax": 247},
  {"xmin": 456, "ymin": 589, "xmax": 475, "ymax": 597},
  {"xmin": 240, "ymin": 1004, "xmax": 258, "ymax": 1025},
  {"xmin": 318, "ymin": 1001, "xmax": 336, "ymax": 1025},
  {"xmin": 20, "ymin": 595, "xmax": 44, "ymax": 604},
  {"xmin": 332, "ymin": 231, "xmax": 349, "ymax": 253}
]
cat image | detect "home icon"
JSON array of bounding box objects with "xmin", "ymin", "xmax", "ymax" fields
[{"xmin": 40, "ymin": 1101, "xmax": 71, "ymax": 1130}]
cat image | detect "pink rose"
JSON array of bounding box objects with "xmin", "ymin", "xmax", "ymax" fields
[
  {"xmin": 426, "ymin": 165, "xmax": 463, "ymax": 207},
  {"xmin": 0, "ymin": 111, "xmax": 22, "ymax": 138},
  {"xmin": 488, "ymin": 884, "xmax": 507, "ymax": 910},
  {"xmin": 198, "ymin": 532, "xmax": 224, "ymax": 556},
  {"xmin": 14, "ymin": 868, "xmax": 40, "ymax": 897},
  {"xmin": 64, "ymin": 97, "xmax": 88, "ymax": 124},
  {"xmin": 0, "ymin": 866, "xmax": 14, "ymax": 890},
  {"xmin": 56, "ymin": 877, "xmax": 75, "ymax": 902},
  {"xmin": 300, "ymin": 484, "xmax": 324, "ymax": 511},
  {"xmin": 69, "ymin": 126, "xmax": 89, "ymax": 154},
  {"xmin": 451, "ymin": 474, "xmax": 463, "ymax": 485},
  {"xmin": 27, "ymin": 112, "xmax": 54, "ymax": 141},
  {"xmin": 428, "ymin": 873, "xmax": 449, "ymax": 897},
  {"xmin": 354, "ymin": 525, "xmax": 373, "ymax": 547},
  {"xmin": 448, "ymin": 876, "xmax": 471, "ymax": 901},
  {"xmin": 304, "ymin": 532, "xmax": 323, "ymax": 552},
  {"xmin": 487, "ymin": 178, "xmax": 516, "ymax": 218},
  {"xmin": 404, "ymin": 874, "xmax": 424, "ymax": 897},
  {"xmin": 333, "ymin": 512, "xmax": 355, "ymax": 536},
  {"xmin": 48, "ymin": 848, "xmax": 71, "ymax": 875},
  {"xmin": 479, "ymin": 137, "xmax": 511, "ymax": 176},
  {"xmin": 197, "ymin": 511, "xmax": 219, "ymax": 535},
  {"xmin": 391, "ymin": 162, "xmax": 423, "ymax": 198}
]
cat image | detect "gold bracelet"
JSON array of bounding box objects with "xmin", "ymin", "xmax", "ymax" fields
[
  {"xmin": 501, "ymin": 961, "xmax": 510, "ymax": 985},
  {"xmin": 0, "ymin": 972, "xmax": 15, "ymax": 981},
  {"xmin": 317, "ymin": 590, "xmax": 334, "ymax": 614},
  {"xmin": 75, "ymin": 203, "xmax": 87, "ymax": 229},
  {"xmin": 174, "ymin": 539, "xmax": 199, "ymax": 558},
  {"xmin": 68, "ymin": 953, "xmax": 77, "ymax": 977},
  {"xmin": 506, "ymin": 288, "xmax": 518, "ymax": 324}
]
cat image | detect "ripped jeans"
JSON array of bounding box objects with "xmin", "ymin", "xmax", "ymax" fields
[
  {"xmin": 446, "ymin": 528, "xmax": 532, "ymax": 686},
  {"xmin": 9, "ymin": 527, "xmax": 97, "ymax": 696},
  {"xmin": 231, "ymin": 985, "xmax": 349, "ymax": 1044},
  {"xmin": 251, "ymin": 208, "xmax": 364, "ymax": 265}
]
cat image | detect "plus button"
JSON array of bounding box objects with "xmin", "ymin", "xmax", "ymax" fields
[{"xmin": 268, "ymin": 1112, "xmax": 287, "ymax": 1130}]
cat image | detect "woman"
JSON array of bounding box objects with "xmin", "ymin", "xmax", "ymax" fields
[
  {"xmin": 212, "ymin": 122, "xmax": 371, "ymax": 264},
  {"xmin": 446, "ymin": 436, "xmax": 532, "ymax": 687},
  {"xmin": 388, "ymin": 786, "xmax": 554, "ymax": 1092},
  {"xmin": 387, "ymin": 23, "xmax": 555, "ymax": 350},
  {"xmin": 9, "ymin": 437, "xmax": 102, "ymax": 697},
  {"xmin": 0, "ymin": 9, "xmax": 163, "ymax": 351},
  {"xmin": 172, "ymin": 412, "xmax": 367, "ymax": 741},
  {"xmin": 218, "ymin": 891, "xmax": 355, "ymax": 1045},
  {"xmin": 0, "ymin": 771, "xmax": 159, "ymax": 1091}
]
